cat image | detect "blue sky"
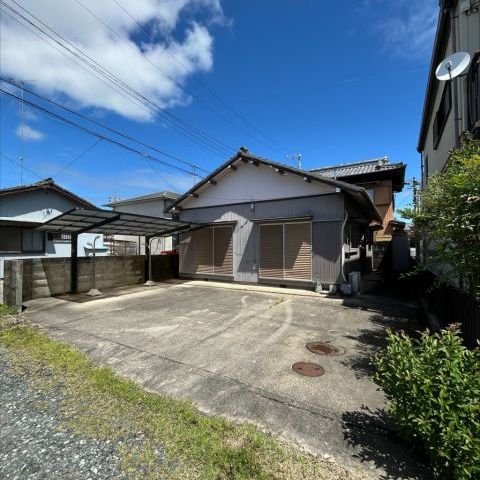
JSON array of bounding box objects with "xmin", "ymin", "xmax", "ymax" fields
[{"xmin": 0, "ymin": 0, "xmax": 438, "ymax": 212}]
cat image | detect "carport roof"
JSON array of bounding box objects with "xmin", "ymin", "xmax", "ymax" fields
[{"xmin": 37, "ymin": 207, "xmax": 196, "ymax": 237}]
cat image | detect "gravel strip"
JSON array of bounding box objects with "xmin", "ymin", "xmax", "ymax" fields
[{"xmin": 0, "ymin": 347, "xmax": 133, "ymax": 480}]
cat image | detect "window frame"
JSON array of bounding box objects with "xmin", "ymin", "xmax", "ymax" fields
[
  {"xmin": 0, "ymin": 227, "xmax": 45, "ymax": 254},
  {"xmin": 433, "ymin": 82, "xmax": 452, "ymax": 150},
  {"xmin": 21, "ymin": 228, "xmax": 46, "ymax": 253}
]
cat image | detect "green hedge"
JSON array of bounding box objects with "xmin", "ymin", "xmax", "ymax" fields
[{"xmin": 373, "ymin": 326, "xmax": 480, "ymax": 479}]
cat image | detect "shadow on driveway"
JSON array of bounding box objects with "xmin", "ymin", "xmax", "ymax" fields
[
  {"xmin": 338, "ymin": 295, "xmax": 433, "ymax": 479},
  {"xmin": 342, "ymin": 406, "xmax": 433, "ymax": 480}
]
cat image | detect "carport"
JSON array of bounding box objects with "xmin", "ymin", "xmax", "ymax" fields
[{"xmin": 37, "ymin": 208, "xmax": 198, "ymax": 293}]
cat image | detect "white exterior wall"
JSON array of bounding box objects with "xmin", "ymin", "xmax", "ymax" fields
[
  {"xmin": 109, "ymin": 197, "xmax": 175, "ymax": 254},
  {"xmin": 0, "ymin": 190, "xmax": 108, "ymax": 277},
  {"xmin": 182, "ymin": 162, "xmax": 335, "ymax": 209},
  {"xmin": 422, "ymin": 4, "xmax": 480, "ymax": 179}
]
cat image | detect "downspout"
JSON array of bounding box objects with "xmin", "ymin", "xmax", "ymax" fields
[
  {"xmin": 341, "ymin": 211, "xmax": 348, "ymax": 283},
  {"xmin": 450, "ymin": 5, "xmax": 461, "ymax": 146}
]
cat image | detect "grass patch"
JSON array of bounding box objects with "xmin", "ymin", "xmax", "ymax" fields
[
  {"xmin": 0, "ymin": 324, "xmax": 368, "ymax": 479},
  {"xmin": 0, "ymin": 303, "xmax": 18, "ymax": 316}
]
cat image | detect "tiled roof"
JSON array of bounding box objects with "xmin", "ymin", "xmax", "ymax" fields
[
  {"xmin": 105, "ymin": 190, "xmax": 180, "ymax": 206},
  {"xmin": 310, "ymin": 157, "xmax": 405, "ymax": 179},
  {"xmin": 0, "ymin": 177, "xmax": 94, "ymax": 208},
  {"xmin": 167, "ymin": 149, "xmax": 383, "ymax": 224}
]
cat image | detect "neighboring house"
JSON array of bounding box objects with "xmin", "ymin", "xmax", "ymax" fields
[
  {"xmin": 310, "ymin": 157, "xmax": 406, "ymax": 268},
  {"xmin": 310, "ymin": 157, "xmax": 406, "ymax": 241},
  {"xmin": 418, "ymin": 0, "xmax": 480, "ymax": 184},
  {"xmin": 0, "ymin": 178, "xmax": 108, "ymax": 278},
  {"xmin": 105, "ymin": 190, "xmax": 180, "ymax": 255},
  {"xmin": 167, "ymin": 149, "xmax": 382, "ymax": 289}
]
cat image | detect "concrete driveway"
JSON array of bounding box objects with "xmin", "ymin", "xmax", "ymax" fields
[{"xmin": 24, "ymin": 280, "xmax": 429, "ymax": 479}]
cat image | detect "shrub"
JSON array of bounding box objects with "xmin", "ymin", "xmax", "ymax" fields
[{"xmin": 373, "ymin": 326, "xmax": 480, "ymax": 479}]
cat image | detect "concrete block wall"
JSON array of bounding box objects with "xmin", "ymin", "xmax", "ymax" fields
[
  {"xmin": 3, "ymin": 260, "xmax": 23, "ymax": 310},
  {"xmin": 22, "ymin": 258, "xmax": 71, "ymax": 300},
  {"xmin": 2, "ymin": 255, "xmax": 179, "ymax": 306},
  {"xmin": 77, "ymin": 256, "xmax": 145, "ymax": 292}
]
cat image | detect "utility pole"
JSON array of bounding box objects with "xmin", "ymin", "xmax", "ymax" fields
[
  {"xmin": 10, "ymin": 78, "xmax": 36, "ymax": 184},
  {"xmin": 19, "ymin": 81, "xmax": 25, "ymax": 185},
  {"xmin": 287, "ymin": 153, "xmax": 302, "ymax": 169},
  {"xmin": 411, "ymin": 177, "xmax": 419, "ymax": 213}
]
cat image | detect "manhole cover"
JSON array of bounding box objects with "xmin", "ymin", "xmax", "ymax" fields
[
  {"xmin": 306, "ymin": 342, "xmax": 345, "ymax": 356},
  {"xmin": 292, "ymin": 362, "xmax": 325, "ymax": 377}
]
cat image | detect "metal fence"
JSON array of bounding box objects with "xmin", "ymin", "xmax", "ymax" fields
[{"xmin": 416, "ymin": 271, "xmax": 480, "ymax": 348}]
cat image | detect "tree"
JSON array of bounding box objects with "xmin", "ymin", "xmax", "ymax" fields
[{"xmin": 401, "ymin": 136, "xmax": 480, "ymax": 297}]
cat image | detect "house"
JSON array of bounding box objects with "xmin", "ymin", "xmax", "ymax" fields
[
  {"xmin": 167, "ymin": 149, "xmax": 382, "ymax": 290},
  {"xmin": 104, "ymin": 190, "xmax": 180, "ymax": 254},
  {"xmin": 0, "ymin": 178, "xmax": 108, "ymax": 278},
  {"xmin": 418, "ymin": 0, "xmax": 480, "ymax": 184},
  {"xmin": 310, "ymin": 157, "xmax": 406, "ymax": 268}
]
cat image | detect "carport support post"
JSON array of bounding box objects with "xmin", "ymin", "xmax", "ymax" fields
[
  {"xmin": 71, "ymin": 233, "xmax": 78, "ymax": 294},
  {"xmin": 145, "ymin": 236, "xmax": 155, "ymax": 286}
]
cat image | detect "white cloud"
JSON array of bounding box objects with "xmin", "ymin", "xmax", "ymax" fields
[
  {"xmin": 0, "ymin": 0, "xmax": 225, "ymax": 121},
  {"xmin": 361, "ymin": 0, "xmax": 438, "ymax": 60},
  {"xmin": 15, "ymin": 124, "xmax": 45, "ymax": 141}
]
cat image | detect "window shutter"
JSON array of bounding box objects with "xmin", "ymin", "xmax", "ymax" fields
[
  {"xmin": 284, "ymin": 223, "xmax": 311, "ymax": 280},
  {"xmin": 260, "ymin": 224, "xmax": 283, "ymax": 278},
  {"xmin": 213, "ymin": 226, "xmax": 233, "ymax": 275},
  {"xmin": 195, "ymin": 228, "xmax": 213, "ymax": 273}
]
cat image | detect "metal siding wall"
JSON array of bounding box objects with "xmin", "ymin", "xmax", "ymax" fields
[
  {"xmin": 179, "ymin": 194, "xmax": 344, "ymax": 283},
  {"xmin": 179, "ymin": 232, "xmax": 195, "ymax": 274},
  {"xmin": 312, "ymin": 221, "xmax": 343, "ymax": 284}
]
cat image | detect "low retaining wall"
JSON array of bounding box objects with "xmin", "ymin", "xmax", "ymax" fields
[{"xmin": 3, "ymin": 255, "xmax": 179, "ymax": 308}]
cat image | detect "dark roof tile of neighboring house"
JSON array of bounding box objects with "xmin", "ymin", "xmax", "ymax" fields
[
  {"xmin": 105, "ymin": 190, "xmax": 180, "ymax": 207},
  {"xmin": 167, "ymin": 149, "xmax": 383, "ymax": 224},
  {"xmin": 0, "ymin": 177, "xmax": 94, "ymax": 208},
  {"xmin": 310, "ymin": 158, "xmax": 406, "ymax": 191}
]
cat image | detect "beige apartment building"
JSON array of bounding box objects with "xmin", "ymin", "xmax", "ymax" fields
[{"xmin": 418, "ymin": 0, "xmax": 479, "ymax": 184}]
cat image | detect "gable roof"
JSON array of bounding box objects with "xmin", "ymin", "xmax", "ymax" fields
[
  {"xmin": 310, "ymin": 157, "xmax": 406, "ymax": 191},
  {"xmin": 0, "ymin": 178, "xmax": 94, "ymax": 208},
  {"xmin": 105, "ymin": 190, "xmax": 180, "ymax": 207},
  {"xmin": 167, "ymin": 149, "xmax": 382, "ymax": 223}
]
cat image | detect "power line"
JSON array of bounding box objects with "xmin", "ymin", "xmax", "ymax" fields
[
  {"xmin": 109, "ymin": 0, "xmax": 288, "ymax": 156},
  {"xmin": 52, "ymin": 138, "xmax": 103, "ymax": 177},
  {"xmin": 1, "ymin": 77, "xmax": 210, "ymax": 174},
  {"xmin": 4, "ymin": 0, "xmax": 234, "ymax": 156},
  {"xmin": 0, "ymin": 152, "xmax": 43, "ymax": 180},
  {"xmin": 0, "ymin": 87, "xmax": 200, "ymax": 177},
  {"xmin": 2, "ymin": 0, "xmax": 235, "ymax": 157}
]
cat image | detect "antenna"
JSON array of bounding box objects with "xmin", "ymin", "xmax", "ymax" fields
[
  {"xmin": 435, "ymin": 52, "xmax": 471, "ymax": 80},
  {"xmin": 435, "ymin": 52, "xmax": 471, "ymax": 147},
  {"xmin": 287, "ymin": 153, "xmax": 303, "ymax": 169}
]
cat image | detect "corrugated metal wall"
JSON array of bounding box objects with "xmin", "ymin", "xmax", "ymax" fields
[
  {"xmin": 312, "ymin": 221, "xmax": 344, "ymax": 284},
  {"xmin": 179, "ymin": 194, "xmax": 345, "ymax": 284}
]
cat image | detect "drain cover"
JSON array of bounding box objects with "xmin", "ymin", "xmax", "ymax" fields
[
  {"xmin": 292, "ymin": 362, "xmax": 325, "ymax": 377},
  {"xmin": 306, "ymin": 342, "xmax": 345, "ymax": 356}
]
